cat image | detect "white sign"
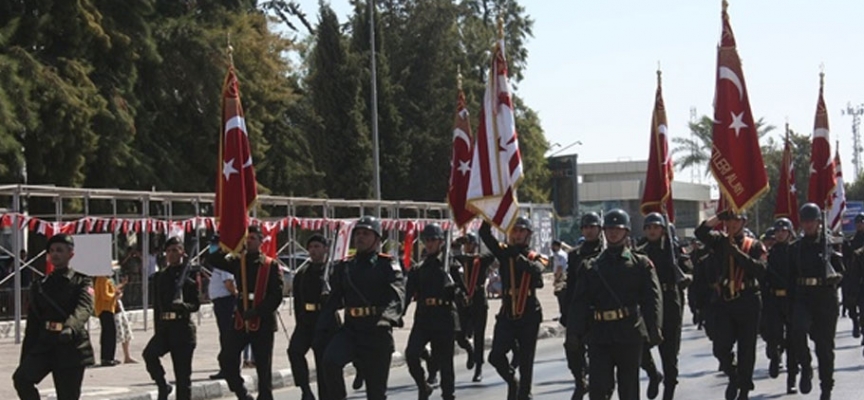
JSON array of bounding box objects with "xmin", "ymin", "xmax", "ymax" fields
[{"xmin": 69, "ymin": 234, "xmax": 114, "ymax": 277}]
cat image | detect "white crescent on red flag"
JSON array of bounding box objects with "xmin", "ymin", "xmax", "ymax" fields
[
  {"xmin": 709, "ymin": 3, "xmax": 769, "ymax": 212},
  {"xmin": 828, "ymin": 145, "xmax": 846, "ymax": 233},
  {"xmin": 640, "ymin": 70, "xmax": 675, "ymax": 222},
  {"xmin": 447, "ymin": 85, "xmax": 477, "ymax": 228},
  {"xmin": 807, "ymin": 74, "xmax": 837, "ymax": 209},
  {"xmin": 466, "ymin": 36, "xmax": 523, "ymax": 233},
  {"xmin": 215, "ymin": 66, "xmax": 258, "ymax": 254}
]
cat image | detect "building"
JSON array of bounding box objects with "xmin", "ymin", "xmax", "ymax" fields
[{"xmin": 550, "ymin": 157, "xmax": 711, "ymax": 243}]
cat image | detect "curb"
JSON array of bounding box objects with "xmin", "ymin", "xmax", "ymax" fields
[{"xmin": 99, "ymin": 322, "xmax": 565, "ymax": 400}]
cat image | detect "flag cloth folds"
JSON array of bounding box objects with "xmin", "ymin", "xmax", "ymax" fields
[
  {"xmin": 709, "ymin": 3, "xmax": 769, "ymax": 212},
  {"xmin": 216, "ymin": 66, "xmax": 258, "ymax": 254},
  {"xmin": 807, "ymin": 73, "xmax": 837, "ymax": 209},
  {"xmin": 774, "ymin": 124, "xmax": 799, "ymax": 229},
  {"xmin": 447, "ymin": 81, "xmax": 477, "ymax": 228},
  {"xmin": 466, "ymin": 33, "xmax": 523, "ymax": 233},
  {"xmin": 828, "ymin": 144, "xmax": 846, "ymax": 233},
  {"xmin": 640, "ymin": 70, "xmax": 675, "ymax": 223}
]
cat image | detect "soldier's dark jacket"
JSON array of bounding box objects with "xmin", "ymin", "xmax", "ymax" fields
[
  {"xmin": 317, "ymin": 251, "xmax": 405, "ymax": 331},
  {"xmin": 292, "ymin": 261, "xmax": 340, "ymax": 328},
  {"xmin": 479, "ymin": 222, "xmax": 545, "ymax": 317},
  {"xmin": 210, "ymin": 252, "xmax": 284, "ymax": 329},
  {"xmin": 634, "ymin": 237, "xmax": 687, "ymax": 292},
  {"xmin": 764, "ymin": 241, "xmax": 792, "ymax": 293},
  {"xmin": 406, "ymin": 253, "xmax": 459, "ymax": 331},
  {"xmin": 694, "ymin": 223, "xmax": 767, "ymax": 298},
  {"xmin": 150, "ymin": 263, "xmax": 200, "ymax": 335},
  {"xmin": 22, "ymin": 268, "xmax": 95, "ymax": 367},
  {"xmin": 572, "ymin": 247, "xmax": 662, "ymax": 344},
  {"xmin": 453, "ymin": 253, "xmax": 495, "ymax": 307},
  {"xmin": 562, "ymin": 239, "xmax": 602, "ymax": 327},
  {"xmin": 789, "ymin": 233, "xmax": 844, "ymax": 294}
]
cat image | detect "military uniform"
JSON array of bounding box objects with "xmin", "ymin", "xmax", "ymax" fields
[
  {"xmin": 405, "ymin": 224, "xmax": 459, "ymax": 399},
  {"xmin": 288, "ymin": 244, "xmax": 341, "ymax": 400},
  {"xmin": 841, "ymin": 219, "xmax": 864, "ymax": 339},
  {"xmin": 789, "ymin": 204, "xmax": 844, "ymax": 399},
  {"xmin": 13, "ymin": 234, "xmax": 95, "ymax": 400},
  {"xmin": 563, "ymin": 235, "xmax": 602, "ymax": 398},
  {"xmin": 694, "ymin": 215, "xmax": 766, "ymax": 400},
  {"xmin": 760, "ymin": 218, "xmax": 797, "ymax": 393},
  {"xmin": 318, "ymin": 216, "xmax": 405, "ymax": 400},
  {"xmin": 453, "ymin": 248, "xmax": 494, "ymax": 381},
  {"xmin": 634, "ymin": 223, "xmax": 686, "ymax": 400},
  {"xmin": 572, "ymin": 209, "xmax": 662, "ymax": 400},
  {"xmin": 479, "ymin": 219, "xmax": 546, "ymax": 400},
  {"xmin": 210, "ymin": 250, "xmax": 284, "ymax": 400},
  {"xmin": 143, "ymin": 255, "xmax": 200, "ymax": 400}
]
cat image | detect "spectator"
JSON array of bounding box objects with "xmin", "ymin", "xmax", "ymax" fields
[
  {"xmin": 93, "ymin": 275, "xmax": 120, "ymax": 366},
  {"xmin": 551, "ymin": 240, "xmax": 568, "ymax": 321},
  {"xmin": 208, "ymin": 265, "xmax": 238, "ymax": 380},
  {"xmin": 115, "ymin": 274, "xmax": 138, "ymax": 364}
]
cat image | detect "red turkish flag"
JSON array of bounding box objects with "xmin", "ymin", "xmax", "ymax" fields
[
  {"xmin": 259, "ymin": 223, "xmax": 278, "ymax": 258},
  {"xmin": 447, "ymin": 86, "xmax": 477, "ymax": 228},
  {"xmin": 807, "ymin": 75, "xmax": 837, "ymax": 209},
  {"xmin": 774, "ymin": 126, "xmax": 799, "ymax": 228},
  {"xmin": 710, "ymin": 3, "xmax": 768, "ymax": 212},
  {"xmin": 640, "ymin": 71, "xmax": 675, "ymax": 223},
  {"xmin": 215, "ymin": 67, "xmax": 258, "ymax": 254}
]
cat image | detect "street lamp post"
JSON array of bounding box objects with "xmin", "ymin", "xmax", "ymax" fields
[{"xmin": 369, "ymin": 0, "xmax": 381, "ymax": 203}]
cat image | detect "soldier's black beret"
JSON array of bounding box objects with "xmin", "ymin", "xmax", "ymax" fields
[{"xmin": 46, "ymin": 234, "xmax": 74, "ymax": 250}]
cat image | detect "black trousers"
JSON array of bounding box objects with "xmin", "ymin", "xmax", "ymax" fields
[
  {"xmin": 13, "ymin": 355, "xmax": 85, "ymax": 400},
  {"xmin": 143, "ymin": 325, "xmax": 196, "ymax": 399},
  {"xmin": 641, "ymin": 291, "xmax": 683, "ymax": 387},
  {"xmin": 288, "ymin": 323, "xmax": 332, "ymax": 399},
  {"xmin": 212, "ymin": 296, "xmax": 235, "ymax": 373},
  {"xmin": 456, "ymin": 302, "xmax": 487, "ymax": 367},
  {"xmin": 219, "ymin": 323, "xmax": 276, "ymax": 400},
  {"xmin": 99, "ymin": 311, "xmax": 117, "ymax": 362},
  {"xmin": 406, "ymin": 327, "xmax": 456, "ymax": 399},
  {"xmin": 489, "ymin": 309, "xmax": 541, "ymax": 399},
  {"xmin": 712, "ymin": 293, "xmax": 761, "ymax": 391},
  {"xmin": 588, "ymin": 341, "xmax": 643, "ymax": 400},
  {"xmin": 564, "ymin": 329, "xmax": 588, "ymax": 387},
  {"xmin": 761, "ymin": 294, "xmax": 797, "ymax": 375},
  {"xmin": 792, "ymin": 290, "xmax": 839, "ymax": 392},
  {"xmin": 322, "ymin": 325, "xmax": 393, "ymax": 400}
]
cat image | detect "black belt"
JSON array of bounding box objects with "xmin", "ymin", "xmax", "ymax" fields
[
  {"xmin": 593, "ymin": 306, "xmax": 636, "ymax": 322},
  {"xmin": 160, "ymin": 312, "xmax": 186, "ymax": 320},
  {"xmin": 347, "ymin": 306, "xmax": 378, "ymax": 318},
  {"xmin": 505, "ymin": 289, "xmax": 536, "ymax": 297},
  {"xmin": 304, "ymin": 303, "xmax": 321, "ymax": 312},
  {"xmin": 661, "ymin": 283, "xmax": 678, "ymax": 292},
  {"xmin": 797, "ymin": 277, "xmax": 833, "ymax": 287},
  {"xmin": 422, "ymin": 298, "xmax": 452, "ymax": 306},
  {"xmin": 771, "ymin": 289, "xmax": 788, "ymax": 297}
]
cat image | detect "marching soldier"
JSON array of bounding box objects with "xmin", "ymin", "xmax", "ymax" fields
[
  {"xmin": 694, "ymin": 210, "xmax": 766, "ymax": 400},
  {"xmin": 563, "ymin": 212, "xmax": 603, "ymax": 399},
  {"xmin": 479, "ymin": 217, "xmax": 546, "ymax": 400},
  {"xmin": 143, "ymin": 237, "xmax": 200, "ymax": 400},
  {"xmin": 209, "ymin": 225, "xmax": 284, "ymax": 400},
  {"xmin": 841, "ymin": 213, "xmax": 864, "ymax": 339},
  {"xmin": 635, "ymin": 212, "xmax": 682, "ymax": 400},
  {"xmin": 761, "ymin": 217, "xmax": 797, "ymax": 394},
  {"xmin": 13, "ymin": 234, "xmax": 95, "ymax": 400},
  {"xmin": 789, "ymin": 203, "xmax": 843, "ymax": 400},
  {"xmin": 317, "ymin": 216, "xmax": 405, "ymax": 400},
  {"xmin": 405, "ymin": 223, "xmax": 459, "ymax": 400},
  {"xmin": 571, "ymin": 209, "xmax": 663, "ymax": 400},
  {"xmin": 288, "ymin": 234, "xmax": 341, "ymax": 400},
  {"xmin": 453, "ymin": 232, "xmax": 495, "ymax": 382}
]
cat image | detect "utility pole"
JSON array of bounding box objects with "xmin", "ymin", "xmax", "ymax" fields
[
  {"xmin": 842, "ymin": 102, "xmax": 864, "ymax": 181},
  {"xmin": 369, "ymin": 0, "xmax": 381, "ymax": 202}
]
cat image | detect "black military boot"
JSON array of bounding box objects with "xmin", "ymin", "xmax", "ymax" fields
[
  {"xmin": 768, "ymin": 356, "xmax": 780, "ymax": 379},
  {"xmin": 157, "ymin": 381, "xmax": 173, "ymax": 400},
  {"xmin": 799, "ymin": 367, "xmax": 813, "ymax": 394},
  {"xmin": 300, "ymin": 386, "xmax": 316, "ymax": 400},
  {"xmin": 571, "ymin": 379, "xmax": 588, "ymax": 400},
  {"xmin": 820, "ymin": 390, "xmax": 831, "ymax": 400},
  {"xmin": 787, "ymin": 373, "xmax": 798, "ymax": 394},
  {"xmin": 506, "ymin": 376, "xmax": 520, "ymax": 400},
  {"xmin": 853, "ymin": 318, "xmax": 861, "ymax": 338},
  {"xmin": 352, "ymin": 372, "xmax": 364, "ymax": 390},
  {"xmin": 647, "ymin": 371, "xmax": 663, "ymax": 400},
  {"xmin": 724, "ymin": 379, "xmax": 738, "ymax": 400},
  {"xmin": 466, "ymin": 349, "xmax": 475, "ymax": 370},
  {"xmin": 418, "ymin": 383, "xmax": 434, "ymax": 400},
  {"xmin": 472, "ymin": 365, "xmax": 483, "ymax": 383},
  {"xmin": 662, "ymin": 384, "xmax": 676, "ymax": 400}
]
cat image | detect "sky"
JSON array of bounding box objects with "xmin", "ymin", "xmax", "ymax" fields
[{"xmin": 291, "ymin": 1, "xmax": 864, "ymax": 186}]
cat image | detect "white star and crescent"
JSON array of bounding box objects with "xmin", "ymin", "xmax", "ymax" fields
[
  {"xmin": 729, "ymin": 111, "xmax": 748, "ymax": 137},
  {"xmin": 223, "ymin": 158, "xmax": 238, "ymax": 181},
  {"xmin": 457, "ymin": 160, "xmax": 471, "ymax": 175}
]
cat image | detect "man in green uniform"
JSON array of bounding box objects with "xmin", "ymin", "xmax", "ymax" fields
[{"xmin": 13, "ymin": 234, "xmax": 95, "ymax": 400}]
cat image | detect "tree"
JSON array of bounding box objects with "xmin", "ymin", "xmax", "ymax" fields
[{"xmin": 307, "ymin": 4, "xmax": 372, "ymax": 199}]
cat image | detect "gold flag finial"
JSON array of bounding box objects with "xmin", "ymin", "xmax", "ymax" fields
[
  {"xmin": 227, "ymin": 33, "xmax": 235, "ymax": 67},
  {"xmin": 819, "ymin": 64, "xmax": 825, "ymax": 91},
  {"xmin": 722, "ymin": 0, "xmax": 728, "ymax": 13},
  {"xmin": 656, "ymin": 64, "xmax": 662, "ymax": 87},
  {"xmin": 497, "ymin": 17, "xmax": 504, "ymax": 40},
  {"xmin": 457, "ymin": 65, "xmax": 463, "ymax": 91}
]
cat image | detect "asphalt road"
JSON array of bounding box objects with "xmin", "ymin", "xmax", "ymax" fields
[{"xmin": 253, "ymin": 313, "xmax": 864, "ymax": 400}]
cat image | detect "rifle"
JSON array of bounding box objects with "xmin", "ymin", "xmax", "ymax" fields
[
  {"xmin": 173, "ymin": 261, "xmax": 192, "ymax": 305},
  {"xmin": 662, "ymin": 211, "xmax": 692, "ymax": 288},
  {"xmin": 823, "ymin": 208, "xmax": 842, "ymax": 285},
  {"xmin": 321, "ymin": 233, "xmax": 338, "ymax": 297}
]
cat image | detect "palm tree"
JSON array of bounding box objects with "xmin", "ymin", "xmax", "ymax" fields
[{"xmin": 671, "ymin": 115, "xmax": 775, "ymax": 177}]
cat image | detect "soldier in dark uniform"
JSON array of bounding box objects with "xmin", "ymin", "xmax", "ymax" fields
[
  {"xmin": 571, "ymin": 209, "xmax": 663, "ymax": 400},
  {"xmin": 289, "ymin": 234, "xmax": 341, "ymax": 400},
  {"xmin": 453, "ymin": 232, "xmax": 494, "ymax": 382},
  {"xmin": 841, "ymin": 213, "xmax": 864, "ymax": 339},
  {"xmin": 694, "ymin": 210, "xmax": 766, "ymax": 400},
  {"xmin": 635, "ymin": 212, "xmax": 682, "ymax": 400},
  {"xmin": 789, "ymin": 203, "xmax": 843, "ymax": 400},
  {"xmin": 143, "ymin": 237, "xmax": 200, "ymax": 400},
  {"xmin": 479, "ymin": 217, "xmax": 546, "ymax": 400},
  {"xmin": 317, "ymin": 216, "xmax": 405, "ymax": 400},
  {"xmin": 563, "ymin": 212, "xmax": 603, "ymax": 399},
  {"xmin": 760, "ymin": 217, "xmax": 797, "ymax": 394},
  {"xmin": 209, "ymin": 225, "xmax": 284, "ymax": 400},
  {"xmin": 405, "ymin": 223, "xmax": 459, "ymax": 400},
  {"xmin": 761, "ymin": 227, "xmax": 776, "ymax": 252},
  {"xmin": 13, "ymin": 234, "xmax": 95, "ymax": 400}
]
